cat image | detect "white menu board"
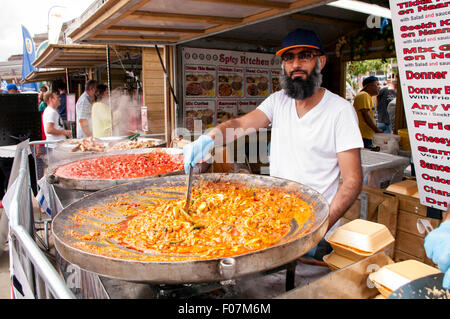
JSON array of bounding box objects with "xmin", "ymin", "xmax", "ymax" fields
[
  {"xmin": 182, "ymin": 47, "xmax": 282, "ymax": 131},
  {"xmin": 390, "ymin": 0, "xmax": 450, "ymax": 210}
]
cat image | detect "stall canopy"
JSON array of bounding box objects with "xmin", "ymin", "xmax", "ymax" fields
[
  {"xmin": 66, "ymin": 0, "xmax": 391, "ymax": 50},
  {"xmin": 32, "ymin": 44, "xmax": 141, "ymax": 69},
  {"xmin": 21, "ymin": 69, "xmax": 73, "ymax": 83}
]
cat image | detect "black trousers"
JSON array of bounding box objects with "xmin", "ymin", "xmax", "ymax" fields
[
  {"xmin": 0, "ymin": 155, "xmax": 37, "ymax": 199},
  {"xmin": 0, "ymin": 158, "xmax": 13, "ymax": 199}
]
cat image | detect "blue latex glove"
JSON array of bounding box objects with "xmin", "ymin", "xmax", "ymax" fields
[
  {"xmin": 183, "ymin": 135, "xmax": 214, "ymax": 174},
  {"xmin": 424, "ymin": 220, "xmax": 450, "ymax": 289}
]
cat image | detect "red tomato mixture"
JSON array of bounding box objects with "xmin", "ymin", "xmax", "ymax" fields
[{"xmin": 55, "ymin": 151, "xmax": 184, "ymax": 180}]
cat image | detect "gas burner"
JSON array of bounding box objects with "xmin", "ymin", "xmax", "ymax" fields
[{"xmin": 150, "ymin": 281, "xmax": 241, "ymax": 299}]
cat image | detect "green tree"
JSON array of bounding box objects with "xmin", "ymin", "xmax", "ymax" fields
[{"xmin": 347, "ymin": 59, "xmax": 390, "ymax": 78}]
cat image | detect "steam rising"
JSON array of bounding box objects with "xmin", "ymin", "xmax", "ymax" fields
[{"xmin": 100, "ymin": 87, "xmax": 141, "ymax": 137}]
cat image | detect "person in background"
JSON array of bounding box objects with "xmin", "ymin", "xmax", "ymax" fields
[
  {"xmin": 76, "ymin": 80, "xmax": 97, "ymax": 138},
  {"xmin": 43, "ymin": 90, "xmax": 72, "ymax": 144},
  {"xmin": 38, "ymin": 85, "xmax": 48, "ymax": 107},
  {"xmin": 387, "ymin": 97, "xmax": 396, "ymax": 132},
  {"xmin": 376, "ymin": 79, "xmax": 397, "ymax": 134},
  {"xmin": 38, "ymin": 85, "xmax": 49, "ymax": 112},
  {"xmin": 353, "ymin": 76, "xmax": 382, "ymax": 149},
  {"xmin": 91, "ymin": 84, "xmax": 113, "ymax": 138},
  {"xmin": 184, "ymin": 29, "xmax": 363, "ymax": 260},
  {"xmin": 7, "ymin": 83, "xmax": 19, "ymax": 94},
  {"xmin": 57, "ymin": 82, "xmax": 68, "ymax": 124},
  {"xmin": 424, "ymin": 205, "xmax": 450, "ymax": 289}
]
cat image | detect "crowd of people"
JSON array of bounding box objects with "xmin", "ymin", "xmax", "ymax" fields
[
  {"xmin": 352, "ymin": 75, "xmax": 398, "ymax": 149},
  {"xmin": 38, "ymin": 80, "xmax": 139, "ymax": 146}
]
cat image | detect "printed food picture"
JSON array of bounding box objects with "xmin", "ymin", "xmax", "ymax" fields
[
  {"xmin": 217, "ymin": 102, "xmax": 237, "ymax": 124},
  {"xmin": 272, "ymin": 77, "xmax": 281, "ymax": 92},
  {"xmin": 185, "ymin": 108, "xmax": 215, "ymax": 131},
  {"xmin": 218, "ymin": 74, "xmax": 243, "ymax": 97},
  {"xmin": 185, "ymin": 73, "xmax": 215, "ymax": 97},
  {"xmin": 246, "ymin": 75, "xmax": 269, "ymax": 97}
]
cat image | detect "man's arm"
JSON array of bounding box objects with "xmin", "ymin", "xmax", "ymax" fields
[
  {"xmin": 78, "ymin": 119, "xmax": 92, "ymax": 137},
  {"xmin": 328, "ymin": 148, "xmax": 362, "ymax": 230},
  {"xmin": 45, "ymin": 122, "xmax": 72, "ymax": 138},
  {"xmin": 359, "ymin": 109, "xmax": 382, "ymax": 134},
  {"xmin": 207, "ymin": 109, "xmax": 270, "ymax": 145}
]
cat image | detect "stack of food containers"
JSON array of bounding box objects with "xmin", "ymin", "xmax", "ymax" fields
[
  {"xmin": 368, "ymin": 260, "xmax": 441, "ymax": 298},
  {"xmin": 386, "ymin": 179, "xmax": 419, "ymax": 198},
  {"xmin": 323, "ymin": 219, "xmax": 395, "ymax": 271}
]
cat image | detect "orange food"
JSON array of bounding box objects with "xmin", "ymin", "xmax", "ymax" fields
[
  {"xmin": 55, "ymin": 150, "xmax": 183, "ymax": 180},
  {"xmin": 68, "ymin": 182, "xmax": 314, "ymax": 261}
]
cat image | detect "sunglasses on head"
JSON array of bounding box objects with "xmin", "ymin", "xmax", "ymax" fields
[{"xmin": 281, "ymin": 51, "xmax": 320, "ymax": 63}]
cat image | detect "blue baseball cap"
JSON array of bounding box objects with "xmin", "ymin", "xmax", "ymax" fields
[
  {"xmin": 276, "ymin": 28, "xmax": 325, "ymax": 56},
  {"xmin": 362, "ymin": 76, "xmax": 379, "ymax": 88},
  {"xmin": 7, "ymin": 83, "xmax": 18, "ymax": 91}
]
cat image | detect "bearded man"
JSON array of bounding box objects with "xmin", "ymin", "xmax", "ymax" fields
[{"xmin": 183, "ymin": 29, "xmax": 363, "ymax": 246}]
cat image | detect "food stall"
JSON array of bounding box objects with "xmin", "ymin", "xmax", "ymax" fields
[{"xmin": 4, "ymin": 0, "xmax": 448, "ymax": 300}]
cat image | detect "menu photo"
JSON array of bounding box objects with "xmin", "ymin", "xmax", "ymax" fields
[
  {"xmin": 216, "ymin": 100, "xmax": 238, "ymax": 124},
  {"xmin": 185, "ymin": 100, "xmax": 216, "ymax": 131},
  {"xmin": 217, "ymin": 66, "xmax": 244, "ymax": 98},
  {"xmin": 184, "ymin": 65, "xmax": 216, "ymax": 98},
  {"xmin": 245, "ymin": 68, "xmax": 270, "ymax": 98},
  {"xmin": 271, "ymin": 69, "xmax": 282, "ymax": 93},
  {"xmin": 238, "ymin": 100, "xmax": 264, "ymax": 117}
]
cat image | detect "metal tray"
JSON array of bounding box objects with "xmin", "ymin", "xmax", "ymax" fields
[{"xmin": 47, "ymin": 148, "xmax": 209, "ymax": 191}]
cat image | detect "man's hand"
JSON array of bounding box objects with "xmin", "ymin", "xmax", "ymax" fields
[
  {"xmin": 79, "ymin": 119, "xmax": 92, "ymax": 137},
  {"xmin": 359, "ymin": 109, "xmax": 382, "ymax": 134},
  {"xmin": 424, "ymin": 220, "xmax": 450, "ymax": 289},
  {"xmin": 183, "ymin": 135, "xmax": 214, "ymax": 174},
  {"xmin": 64, "ymin": 130, "xmax": 72, "ymax": 138}
]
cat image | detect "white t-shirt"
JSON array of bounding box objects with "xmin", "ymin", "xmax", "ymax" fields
[
  {"xmin": 75, "ymin": 92, "xmax": 92, "ymax": 138},
  {"xmin": 43, "ymin": 106, "xmax": 66, "ymax": 145},
  {"xmin": 257, "ymin": 89, "xmax": 363, "ymax": 204}
]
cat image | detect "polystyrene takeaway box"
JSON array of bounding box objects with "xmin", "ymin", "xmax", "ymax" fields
[
  {"xmin": 368, "ymin": 260, "xmax": 441, "ymax": 298},
  {"xmin": 325, "ymin": 219, "xmax": 395, "ymax": 261},
  {"xmin": 323, "ymin": 251, "xmax": 355, "ymax": 271},
  {"xmin": 386, "ymin": 179, "xmax": 418, "ymax": 196}
]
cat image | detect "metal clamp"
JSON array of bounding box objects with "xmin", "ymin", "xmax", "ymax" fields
[
  {"xmin": 417, "ymin": 218, "xmax": 434, "ymax": 235},
  {"xmin": 219, "ymin": 257, "xmax": 236, "ymax": 280}
]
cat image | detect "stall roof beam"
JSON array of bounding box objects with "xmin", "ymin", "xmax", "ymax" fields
[
  {"xmin": 128, "ymin": 11, "xmax": 244, "ymax": 25},
  {"xmin": 91, "ymin": 35, "xmax": 181, "ymax": 42},
  {"xmin": 107, "ymin": 26, "xmax": 206, "ymax": 34},
  {"xmin": 191, "ymin": 0, "xmax": 291, "ymax": 9},
  {"xmin": 176, "ymin": 0, "xmax": 329, "ymax": 44},
  {"xmin": 69, "ymin": 0, "xmax": 150, "ymax": 44},
  {"xmin": 68, "ymin": 0, "xmax": 330, "ymax": 45},
  {"xmin": 288, "ymin": 12, "xmax": 361, "ymax": 28}
]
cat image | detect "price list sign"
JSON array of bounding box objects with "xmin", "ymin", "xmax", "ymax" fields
[{"xmin": 390, "ymin": 0, "xmax": 450, "ymax": 210}]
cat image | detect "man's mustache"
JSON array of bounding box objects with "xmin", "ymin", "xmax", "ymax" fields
[{"xmin": 289, "ymin": 69, "xmax": 308, "ymax": 78}]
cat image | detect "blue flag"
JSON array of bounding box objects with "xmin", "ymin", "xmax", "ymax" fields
[{"xmin": 20, "ymin": 25, "xmax": 38, "ymax": 92}]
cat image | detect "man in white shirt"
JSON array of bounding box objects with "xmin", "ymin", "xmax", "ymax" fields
[
  {"xmin": 43, "ymin": 90, "xmax": 72, "ymax": 145},
  {"xmin": 76, "ymin": 80, "xmax": 97, "ymax": 138},
  {"xmin": 184, "ymin": 29, "xmax": 363, "ymax": 243}
]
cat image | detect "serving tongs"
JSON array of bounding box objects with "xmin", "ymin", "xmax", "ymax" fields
[
  {"xmin": 179, "ymin": 165, "xmax": 200, "ymax": 225},
  {"xmin": 184, "ymin": 164, "xmax": 194, "ymax": 212}
]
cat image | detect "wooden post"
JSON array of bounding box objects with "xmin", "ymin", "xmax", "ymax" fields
[
  {"xmin": 394, "ymin": 79, "xmax": 407, "ymax": 134},
  {"xmin": 164, "ymin": 45, "xmax": 175, "ymax": 143},
  {"xmin": 106, "ymin": 45, "xmax": 113, "ymax": 136}
]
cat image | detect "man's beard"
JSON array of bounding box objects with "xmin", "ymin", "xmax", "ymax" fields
[{"xmin": 280, "ymin": 58, "xmax": 323, "ymax": 100}]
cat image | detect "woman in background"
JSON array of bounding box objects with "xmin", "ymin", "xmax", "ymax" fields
[{"xmin": 91, "ymin": 84, "xmax": 112, "ymax": 138}]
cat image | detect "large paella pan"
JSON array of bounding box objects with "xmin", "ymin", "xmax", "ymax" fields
[{"xmin": 52, "ymin": 173, "xmax": 329, "ymax": 283}]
